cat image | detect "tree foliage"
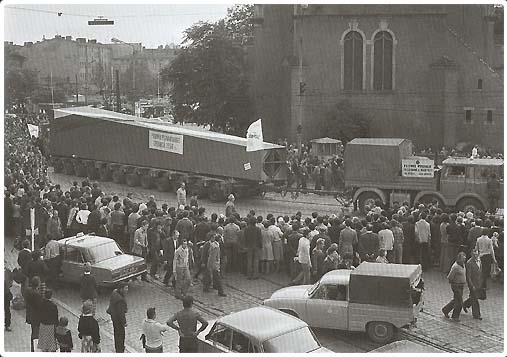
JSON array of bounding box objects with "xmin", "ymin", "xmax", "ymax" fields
[
  {"xmin": 160, "ymin": 5, "xmax": 254, "ymax": 135},
  {"xmin": 4, "ymin": 47, "xmax": 38, "ymax": 108},
  {"xmin": 324, "ymin": 100, "xmax": 371, "ymax": 143}
]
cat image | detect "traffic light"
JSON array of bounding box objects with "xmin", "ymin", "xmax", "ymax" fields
[
  {"xmin": 299, "ymin": 81, "xmax": 306, "ymax": 95},
  {"xmin": 88, "ymin": 18, "xmax": 114, "ymax": 25}
]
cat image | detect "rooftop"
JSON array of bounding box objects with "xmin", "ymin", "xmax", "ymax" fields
[
  {"xmin": 217, "ymin": 306, "xmax": 308, "ymax": 343},
  {"xmin": 351, "ymin": 262, "xmax": 421, "ymax": 279},
  {"xmin": 53, "ymin": 106, "xmax": 284, "ymax": 150},
  {"xmin": 58, "ymin": 235, "xmax": 114, "ymax": 248}
]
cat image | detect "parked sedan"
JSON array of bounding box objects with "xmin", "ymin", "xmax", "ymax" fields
[
  {"xmin": 197, "ymin": 306, "xmax": 331, "ymax": 353},
  {"xmin": 57, "ymin": 234, "xmax": 147, "ymax": 287}
]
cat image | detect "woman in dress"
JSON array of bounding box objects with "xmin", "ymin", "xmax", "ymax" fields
[
  {"xmin": 260, "ymin": 221, "xmax": 274, "ymax": 274},
  {"xmin": 37, "ymin": 290, "xmax": 58, "ymax": 352},
  {"xmin": 78, "ymin": 300, "xmax": 101, "ymax": 353}
]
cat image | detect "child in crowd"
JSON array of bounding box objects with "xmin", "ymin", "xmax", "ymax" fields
[
  {"xmin": 376, "ymin": 249, "xmax": 389, "ymax": 264},
  {"xmin": 55, "ymin": 316, "xmax": 73, "ymax": 352}
]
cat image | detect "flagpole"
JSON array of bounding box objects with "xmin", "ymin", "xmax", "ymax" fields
[{"xmin": 50, "ymin": 70, "xmax": 55, "ymax": 109}]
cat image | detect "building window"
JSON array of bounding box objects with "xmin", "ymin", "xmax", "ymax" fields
[
  {"xmin": 486, "ymin": 109, "xmax": 493, "ymax": 123},
  {"xmin": 478, "ymin": 79, "xmax": 483, "ymax": 90},
  {"xmin": 343, "ymin": 31, "xmax": 363, "ymax": 90},
  {"xmin": 373, "ymin": 31, "xmax": 393, "ymax": 90},
  {"xmin": 465, "ymin": 109, "xmax": 472, "ymax": 123}
]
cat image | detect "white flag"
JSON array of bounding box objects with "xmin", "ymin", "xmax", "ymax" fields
[
  {"xmin": 246, "ymin": 119, "xmax": 264, "ymax": 152},
  {"xmin": 27, "ymin": 124, "xmax": 39, "ymax": 138}
]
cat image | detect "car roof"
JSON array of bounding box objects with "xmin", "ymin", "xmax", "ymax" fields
[
  {"xmin": 351, "ymin": 262, "xmax": 421, "ymax": 279},
  {"xmin": 443, "ymin": 157, "xmax": 504, "ymax": 166},
  {"xmin": 217, "ymin": 306, "xmax": 308, "ymax": 343},
  {"xmin": 58, "ymin": 235, "xmax": 116, "ymax": 249},
  {"xmin": 319, "ymin": 269, "xmax": 352, "ymax": 285}
]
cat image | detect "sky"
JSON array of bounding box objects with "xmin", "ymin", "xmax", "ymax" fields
[{"xmin": 3, "ymin": 2, "xmax": 231, "ymax": 48}]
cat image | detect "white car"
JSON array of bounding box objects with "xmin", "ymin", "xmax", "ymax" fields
[{"xmin": 198, "ymin": 306, "xmax": 332, "ymax": 353}]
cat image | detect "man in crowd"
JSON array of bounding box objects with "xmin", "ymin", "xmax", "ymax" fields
[
  {"xmin": 173, "ymin": 238, "xmax": 193, "ymax": 300},
  {"xmin": 244, "ymin": 216, "xmax": 262, "ymax": 280},
  {"xmin": 166, "ymin": 295, "xmax": 208, "ymax": 353},
  {"xmin": 415, "ymin": 212, "xmax": 431, "ymax": 270},
  {"xmin": 463, "ymin": 249, "xmax": 483, "ymax": 320},
  {"xmin": 148, "ymin": 223, "xmax": 164, "ymax": 280},
  {"xmin": 107, "ymin": 282, "xmax": 129, "ymax": 353},
  {"xmin": 202, "ymin": 233, "xmax": 226, "ymax": 297},
  {"xmin": 177, "ymin": 183, "xmax": 187, "ymax": 207},
  {"xmin": 442, "ymin": 252, "xmax": 467, "ymax": 322}
]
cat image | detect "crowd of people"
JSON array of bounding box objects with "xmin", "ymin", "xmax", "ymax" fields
[{"xmin": 3, "ymin": 118, "xmax": 504, "ymax": 352}]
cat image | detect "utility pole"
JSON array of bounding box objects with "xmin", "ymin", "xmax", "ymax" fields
[
  {"xmin": 84, "ymin": 42, "xmax": 88, "ymax": 105},
  {"xmin": 115, "ymin": 69, "xmax": 121, "ymax": 112},
  {"xmin": 75, "ymin": 74, "xmax": 79, "ymax": 104},
  {"xmin": 296, "ymin": 5, "xmax": 307, "ymax": 153}
]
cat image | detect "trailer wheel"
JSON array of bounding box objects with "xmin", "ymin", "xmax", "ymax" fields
[
  {"xmin": 140, "ymin": 175, "xmax": 154, "ymax": 189},
  {"xmin": 126, "ymin": 173, "xmax": 140, "ymax": 187},
  {"xmin": 366, "ymin": 321, "xmax": 394, "ymax": 344},
  {"xmin": 74, "ymin": 163, "xmax": 87, "ymax": 177},
  {"xmin": 358, "ymin": 192, "xmax": 381, "ymax": 215},
  {"xmin": 86, "ymin": 166, "xmax": 98, "ymax": 180},
  {"xmin": 53, "ymin": 160, "xmax": 63, "ymax": 173},
  {"xmin": 112, "ymin": 170, "xmax": 125, "ymax": 184},
  {"xmin": 63, "ymin": 162, "xmax": 75, "ymax": 175},
  {"xmin": 208, "ymin": 184, "xmax": 224, "ymax": 202},
  {"xmin": 99, "ymin": 167, "xmax": 112, "ymax": 181},
  {"xmin": 457, "ymin": 197, "xmax": 484, "ymax": 213}
]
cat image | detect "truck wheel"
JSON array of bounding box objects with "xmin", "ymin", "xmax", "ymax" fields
[
  {"xmin": 126, "ymin": 173, "xmax": 140, "ymax": 187},
  {"xmin": 358, "ymin": 192, "xmax": 381, "ymax": 214},
  {"xmin": 112, "ymin": 170, "xmax": 125, "ymax": 184},
  {"xmin": 457, "ymin": 198, "xmax": 484, "ymax": 213},
  {"xmin": 99, "ymin": 167, "xmax": 112, "ymax": 181},
  {"xmin": 366, "ymin": 321, "xmax": 394, "ymax": 344},
  {"xmin": 140, "ymin": 175, "xmax": 154, "ymax": 189}
]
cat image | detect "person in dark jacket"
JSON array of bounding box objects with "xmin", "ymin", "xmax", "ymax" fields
[
  {"xmin": 17, "ymin": 240, "xmax": 32, "ymax": 272},
  {"xmin": 446, "ymin": 214, "xmax": 464, "ymax": 271},
  {"xmin": 107, "ymin": 282, "xmax": 128, "ymax": 353},
  {"xmin": 161, "ymin": 231, "xmax": 179, "ymax": 287},
  {"xmin": 25, "ymin": 276, "xmax": 43, "ymax": 351},
  {"xmin": 402, "ymin": 216, "xmax": 416, "ymax": 264},
  {"xmin": 26, "ymin": 250, "xmax": 49, "ymax": 297},
  {"xmin": 358, "ymin": 224, "xmax": 379, "ymax": 262},
  {"xmin": 5, "ymin": 278, "xmax": 13, "ymax": 332},
  {"xmin": 55, "ymin": 316, "xmax": 73, "ymax": 352},
  {"xmin": 462, "ymin": 249, "xmax": 483, "ymax": 320},
  {"xmin": 86, "ymin": 206, "xmax": 102, "ymax": 235},
  {"xmin": 243, "ymin": 217, "xmax": 262, "ymax": 280},
  {"xmin": 148, "ymin": 223, "xmax": 164, "ymax": 279},
  {"xmin": 78, "ymin": 300, "xmax": 101, "ymax": 352},
  {"xmin": 311, "ymin": 239, "xmax": 326, "ymax": 282},
  {"xmin": 80, "ymin": 263, "xmax": 98, "ymax": 316}
]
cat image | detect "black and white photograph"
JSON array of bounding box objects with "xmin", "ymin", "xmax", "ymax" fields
[{"xmin": 2, "ymin": 1, "xmax": 504, "ymax": 354}]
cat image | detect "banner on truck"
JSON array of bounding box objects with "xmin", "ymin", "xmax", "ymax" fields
[
  {"xmin": 149, "ymin": 130, "xmax": 183, "ymax": 155},
  {"xmin": 402, "ymin": 158, "xmax": 434, "ymax": 178}
]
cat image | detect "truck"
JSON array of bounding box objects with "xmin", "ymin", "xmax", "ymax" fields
[
  {"xmin": 49, "ymin": 106, "xmax": 287, "ymax": 201},
  {"xmin": 345, "ymin": 138, "xmax": 504, "ymax": 213},
  {"xmin": 264, "ymin": 262, "xmax": 424, "ymax": 344}
]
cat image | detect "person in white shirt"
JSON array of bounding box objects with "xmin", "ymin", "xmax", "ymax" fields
[
  {"xmin": 76, "ymin": 203, "xmax": 91, "ymax": 233},
  {"xmin": 142, "ymin": 307, "xmax": 169, "ymax": 353},
  {"xmin": 414, "ymin": 212, "xmax": 431, "ymax": 270},
  {"xmin": 176, "ymin": 183, "xmax": 187, "ymax": 207},
  {"xmin": 475, "ymin": 228, "xmax": 497, "ymax": 289},
  {"xmin": 378, "ymin": 223, "xmax": 395, "ymax": 262},
  {"xmin": 291, "ymin": 233, "xmax": 311, "ymax": 285}
]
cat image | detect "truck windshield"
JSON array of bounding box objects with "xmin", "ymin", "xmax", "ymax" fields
[
  {"xmin": 88, "ymin": 241, "xmax": 123, "ymax": 263},
  {"xmin": 262, "ymin": 327, "xmax": 321, "ymax": 353}
]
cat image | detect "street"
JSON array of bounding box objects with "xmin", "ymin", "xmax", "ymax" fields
[{"xmin": 3, "ymin": 171, "xmax": 503, "ymax": 353}]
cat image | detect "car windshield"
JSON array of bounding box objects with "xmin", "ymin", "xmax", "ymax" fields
[
  {"xmin": 88, "ymin": 241, "xmax": 123, "ymax": 263},
  {"xmin": 307, "ymin": 281, "xmax": 320, "ymax": 296},
  {"xmin": 262, "ymin": 327, "xmax": 321, "ymax": 353}
]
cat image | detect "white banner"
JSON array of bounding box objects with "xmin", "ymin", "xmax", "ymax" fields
[
  {"xmin": 402, "ymin": 158, "xmax": 434, "ymax": 178},
  {"xmin": 246, "ymin": 119, "xmax": 263, "ymax": 152},
  {"xmin": 149, "ymin": 130, "xmax": 183, "ymax": 155},
  {"xmin": 27, "ymin": 124, "xmax": 39, "ymax": 138}
]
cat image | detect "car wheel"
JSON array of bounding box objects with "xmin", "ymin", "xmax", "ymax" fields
[{"xmin": 366, "ymin": 321, "xmax": 394, "ymax": 344}]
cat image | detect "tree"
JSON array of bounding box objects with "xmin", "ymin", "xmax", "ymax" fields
[
  {"xmin": 4, "ymin": 47, "xmax": 38, "ymax": 109},
  {"xmin": 160, "ymin": 5, "xmax": 254, "ymax": 135},
  {"xmin": 324, "ymin": 100, "xmax": 371, "ymax": 143}
]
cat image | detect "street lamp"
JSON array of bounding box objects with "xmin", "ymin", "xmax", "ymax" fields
[{"xmin": 111, "ymin": 37, "xmax": 137, "ymax": 114}]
